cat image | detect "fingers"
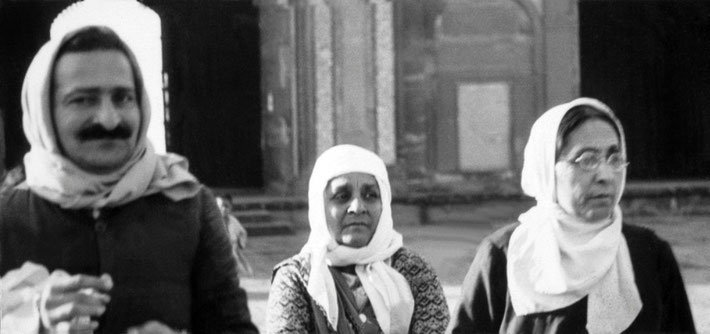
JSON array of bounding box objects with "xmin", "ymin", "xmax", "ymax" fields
[
  {"xmin": 41, "ymin": 271, "xmax": 113, "ymax": 327},
  {"xmin": 49, "ymin": 272, "xmax": 113, "ymax": 294},
  {"xmin": 44, "ymin": 291, "xmax": 109, "ymax": 321},
  {"xmin": 54, "ymin": 317, "xmax": 100, "ymax": 333}
]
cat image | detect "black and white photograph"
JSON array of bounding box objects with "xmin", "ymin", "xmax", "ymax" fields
[{"xmin": 0, "ymin": 0, "xmax": 707, "ymax": 333}]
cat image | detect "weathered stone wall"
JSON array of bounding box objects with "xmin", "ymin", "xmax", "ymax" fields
[
  {"xmin": 392, "ymin": 0, "xmax": 545, "ymax": 198},
  {"xmin": 255, "ymin": 0, "xmax": 580, "ymax": 198}
]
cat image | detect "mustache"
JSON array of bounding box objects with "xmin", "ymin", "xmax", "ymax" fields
[{"xmin": 78, "ymin": 124, "xmax": 133, "ymax": 140}]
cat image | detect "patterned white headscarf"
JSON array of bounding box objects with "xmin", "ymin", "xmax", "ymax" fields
[
  {"xmin": 508, "ymin": 98, "xmax": 642, "ymax": 333},
  {"xmin": 21, "ymin": 25, "xmax": 199, "ymax": 209},
  {"xmin": 301, "ymin": 144, "xmax": 414, "ymax": 334}
]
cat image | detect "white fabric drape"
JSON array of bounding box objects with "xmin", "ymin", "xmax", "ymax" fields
[
  {"xmin": 508, "ymin": 98, "xmax": 642, "ymax": 334},
  {"xmin": 301, "ymin": 144, "xmax": 414, "ymax": 334},
  {"xmin": 21, "ymin": 26, "xmax": 199, "ymax": 209}
]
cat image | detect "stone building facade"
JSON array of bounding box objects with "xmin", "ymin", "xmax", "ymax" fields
[
  {"xmin": 2, "ymin": 0, "xmax": 709, "ymax": 202},
  {"xmin": 256, "ymin": 0, "xmax": 578, "ymax": 199}
]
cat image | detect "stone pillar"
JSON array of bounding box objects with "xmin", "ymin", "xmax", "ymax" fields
[
  {"xmin": 372, "ymin": 0, "xmax": 395, "ymax": 164},
  {"xmin": 312, "ymin": 0, "xmax": 335, "ymax": 156},
  {"xmin": 331, "ymin": 0, "xmax": 376, "ymax": 150},
  {"xmin": 542, "ymin": 0, "xmax": 580, "ymax": 108},
  {"xmin": 257, "ymin": 0, "xmax": 297, "ymax": 194},
  {"xmin": 312, "ymin": 0, "xmax": 395, "ymax": 163}
]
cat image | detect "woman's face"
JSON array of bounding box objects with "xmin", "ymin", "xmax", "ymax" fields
[
  {"xmin": 555, "ymin": 119, "xmax": 624, "ymax": 222},
  {"xmin": 323, "ymin": 172, "xmax": 382, "ymax": 248}
]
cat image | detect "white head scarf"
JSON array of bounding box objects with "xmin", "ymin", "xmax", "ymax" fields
[
  {"xmin": 302, "ymin": 144, "xmax": 414, "ymax": 334},
  {"xmin": 508, "ymin": 98, "xmax": 642, "ymax": 333},
  {"xmin": 21, "ymin": 25, "xmax": 199, "ymax": 209}
]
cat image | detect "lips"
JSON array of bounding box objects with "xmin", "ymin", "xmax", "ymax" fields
[
  {"xmin": 343, "ymin": 221, "xmax": 370, "ymax": 228},
  {"xmin": 586, "ymin": 193, "xmax": 614, "ymax": 204},
  {"xmin": 589, "ymin": 193, "xmax": 612, "ymax": 199}
]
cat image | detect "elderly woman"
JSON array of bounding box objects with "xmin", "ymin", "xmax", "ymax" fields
[
  {"xmin": 266, "ymin": 144, "xmax": 449, "ymax": 334},
  {"xmin": 451, "ymin": 98, "xmax": 695, "ymax": 333}
]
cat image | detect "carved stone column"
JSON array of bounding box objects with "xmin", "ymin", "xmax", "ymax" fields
[
  {"xmin": 256, "ymin": 0, "xmax": 298, "ymax": 194},
  {"xmin": 311, "ymin": 0, "xmax": 395, "ymax": 163},
  {"xmin": 311, "ymin": 0, "xmax": 335, "ymax": 156},
  {"xmin": 543, "ymin": 0, "xmax": 580, "ymax": 108},
  {"xmin": 372, "ymin": 0, "xmax": 396, "ymax": 164}
]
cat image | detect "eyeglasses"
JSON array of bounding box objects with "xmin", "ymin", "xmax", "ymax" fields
[{"xmin": 568, "ymin": 152, "xmax": 629, "ymax": 172}]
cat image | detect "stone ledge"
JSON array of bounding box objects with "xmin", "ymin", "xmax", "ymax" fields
[
  {"xmin": 220, "ymin": 181, "xmax": 710, "ymax": 226},
  {"xmin": 624, "ymin": 181, "xmax": 710, "ymax": 198},
  {"xmin": 223, "ymin": 180, "xmax": 710, "ymax": 209}
]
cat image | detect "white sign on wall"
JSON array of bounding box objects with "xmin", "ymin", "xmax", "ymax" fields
[{"xmin": 457, "ymin": 82, "xmax": 511, "ymax": 171}]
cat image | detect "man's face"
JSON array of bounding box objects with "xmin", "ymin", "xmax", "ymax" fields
[{"xmin": 53, "ymin": 50, "xmax": 140, "ymax": 174}]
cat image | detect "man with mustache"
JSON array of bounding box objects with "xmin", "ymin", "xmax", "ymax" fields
[{"xmin": 0, "ymin": 25, "xmax": 258, "ymax": 334}]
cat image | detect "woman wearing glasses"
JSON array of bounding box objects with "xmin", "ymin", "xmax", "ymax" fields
[{"xmin": 450, "ymin": 98, "xmax": 695, "ymax": 333}]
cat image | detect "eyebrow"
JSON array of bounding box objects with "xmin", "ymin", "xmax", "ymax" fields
[
  {"xmin": 59, "ymin": 86, "xmax": 135, "ymax": 101},
  {"xmin": 572, "ymin": 145, "xmax": 620, "ymax": 156},
  {"xmin": 61, "ymin": 85, "xmax": 134, "ymax": 94},
  {"xmin": 361, "ymin": 183, "xmax": 379, "ymax": 191},
  {"xmin": 60, "ymin": 87, "xmax": 101, "ymax": 96},
  {"xmin": 330, "ymin": 182, "xmax": 352, "ymax": 193}
]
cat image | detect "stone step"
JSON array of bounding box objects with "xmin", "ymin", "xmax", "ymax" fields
[
  {"xmin": 232, "ymin": 209, "xmax": 272, "ymax": 223},
  {"xmin": 229, "ymin": 206, "xmax": 294, "ymax": 236},
  {"xmin": 241, "ymin": 219, "xmax": 294, "ymax": 237}
]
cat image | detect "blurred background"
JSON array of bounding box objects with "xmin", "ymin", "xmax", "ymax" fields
[{"xmin": 1, "ymin": 0, "xmax": 709, "ymax": 332}]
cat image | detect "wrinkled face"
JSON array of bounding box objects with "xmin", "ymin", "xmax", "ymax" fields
[
  {"xmin": 53, "ymin": 50, "xmax": 140, "ymax": 174},
  {"xmin": 323, "ymin": 172, "xmax": 383, "ymax": 248},
  {"xmin": 555, "ymin": 119, "xmax": 624, "ymax": 222}
]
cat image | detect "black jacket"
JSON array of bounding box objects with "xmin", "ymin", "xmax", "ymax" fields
[
  {"xmin": 451, "ymin": 223, "xmax": 696, "ymax": 333},
  {"xmin": 0, "ymin": 185, "xmax": 258, "ymax": 334}
]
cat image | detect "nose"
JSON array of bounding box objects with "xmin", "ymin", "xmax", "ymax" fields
[
  {"xmin": 94, "ymin": 97, "xmax": 121, "ymax": 129},
  {"xmin": 595, "ymin": 161, "xmax": 616, "ymax": 183},
  {"xmin": 347, "ymin": 197, "xmax": 366, "ymax": 214}
]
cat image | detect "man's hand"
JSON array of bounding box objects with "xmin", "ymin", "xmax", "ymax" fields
[
  {"xmin": 39, "ymin": 270, "xmax": 113, "ymax": 330},
  {"xmin": 127, "ymin": 321, "xmax": 187, "ymax": 334}
]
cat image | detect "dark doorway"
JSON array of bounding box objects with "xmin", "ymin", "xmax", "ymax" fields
[
  {"xmin": 0, "ymin": 1, "xmax": 263, "ymax": 189},
  {"xmin": 147, "ymin": 1, "xmax": 263, "ymax": 189},
  {"xmin": 580, "ymin": 1, "xmax": 710, "ymax": 180},
  {"xmin": 0, "ymin": 1, "xmax": 74, "ymax": 170}
]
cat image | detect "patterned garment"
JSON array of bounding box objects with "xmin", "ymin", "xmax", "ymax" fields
[{"xmin": 267, "ymin": 247, "xmax": 450, "ymax": 334}]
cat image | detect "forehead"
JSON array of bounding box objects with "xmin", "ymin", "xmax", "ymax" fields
[
  {"xmin": 327, "ymin": 172, "xmax": 378, "ymax": 190},
  {"xmin": 53, "ymin": 50, "xmax": 135, "ymax": 92},
  {"xmin": 562, "ymin": 119, "xmax": 620, "ymax": 153}
]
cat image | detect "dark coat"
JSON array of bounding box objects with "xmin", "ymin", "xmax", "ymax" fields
[
  {"xmin": 0, "ymin": 185, "xmax": 258, "ymax": 334},
  {"xmin": 266, "ymin": 247, "xmax": 450, "ymax": 334},
  {"xmin": 451, "ymin": 223, "xmax": 696, "ymax": 333}
]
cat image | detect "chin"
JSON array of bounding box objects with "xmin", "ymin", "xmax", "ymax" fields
[
  {"xmin": 340, "ymin": 234, "xmax": 370, "ymax": 248},
  {"xmin": 583, "ymin": 209, "xmax": 614, "ymax": 223}
]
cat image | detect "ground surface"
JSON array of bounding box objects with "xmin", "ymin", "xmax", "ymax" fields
[{"xmin": 239, "ymin": 213, "xmax": 710, "ymax": 333}]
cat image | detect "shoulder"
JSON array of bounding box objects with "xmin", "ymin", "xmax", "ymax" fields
[
  {"xmin": 0, "ymin": 183, "xmax": 31, "ymax": 201},
  {"xmin": 273, "ymin": 253, "xmax": 311, "ymax": 284},
  {"xmin": 392, "ymin": 247, "xmax": 430, "ymax": 270},
  {"xmin": 479, "ymin": 222, "xmax": 520, "ymax": 252},
  {"xmin": 622, "ymin": 222, "xmax": 663, "ymax": 241},
  {"xmin": 0, "ymin": 184, "xmax": 36, "ymax": 214},
  {"xmin": 190, "ymin": 185, "xmax": 214, "ymax": 207},
  {"xmin": 621, "ymin": 222, "xmax": 680, "ymax": 272},
  {"xmin": 622, "ymin": 222, "xmax": 668, "ymax": 250},
  {"xmin": 169, "ymin": 185, "xmax": 218, "ymax": 220},
  {"xmin": 391, "ymin": 247, "xmax": 441, "ymax": 282}
]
